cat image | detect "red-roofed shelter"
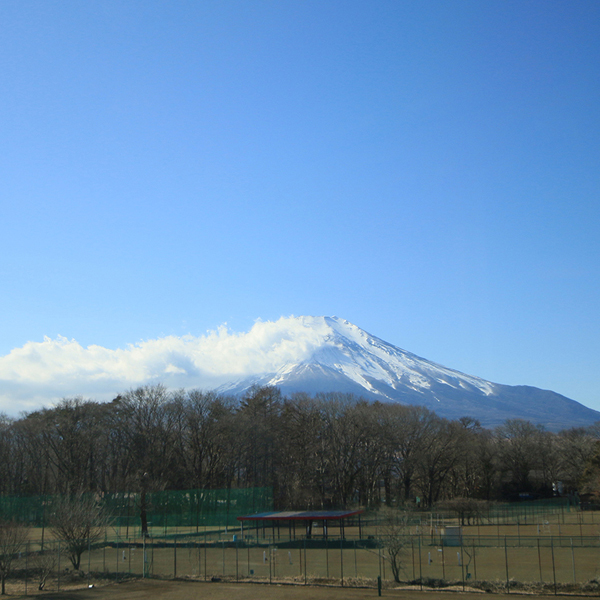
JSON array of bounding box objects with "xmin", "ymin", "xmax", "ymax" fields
[{"xmin": 237, "ymin": 509, "xmax": 364, "ymax": 540}]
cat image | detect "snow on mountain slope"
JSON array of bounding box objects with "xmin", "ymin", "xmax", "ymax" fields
[
  {"xmin": 263, "ymin": 316, "xmax": 495, "ymax": 398},
  {"xmin": 217, "ymin": 316, "xmax": 600, "ymax": 430},
  {"xmin": 3, "ymin": 315, "xmax": 596, "ymax": 427}
]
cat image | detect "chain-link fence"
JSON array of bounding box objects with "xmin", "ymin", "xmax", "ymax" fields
[
  {"xmin": 3, "ymin": 528, "xmax": 600, "ymax": 594},
  {"xmin": 2, "ymin": 496, "xmax": 600, "ymax": 594},
  {"xmin": 0, "ymin": 487, "xmax": 273, "ymax": 535}
]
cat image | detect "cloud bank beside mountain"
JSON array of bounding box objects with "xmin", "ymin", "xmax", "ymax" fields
[
  {"xmin": 0, "ymin": 317, "xmax": 328, "ymax": 414},
  {"xmin": 3, "ymin": 315, "xmax": 596, "ymax": 430}
]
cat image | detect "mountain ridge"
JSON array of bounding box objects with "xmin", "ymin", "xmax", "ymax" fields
[{"xmin": 216, "ymin": 316, "xmax": 599, "ymax": 430}]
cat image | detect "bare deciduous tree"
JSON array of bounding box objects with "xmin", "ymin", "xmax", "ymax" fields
[
  {"xmin": 31, "ymin": 548, "xmax": 57, "ymax": 590},
  {"xmin": 438, "ymin": 497, "xmax": 487, "ymax": 525},
  {"xmin": 378, "ymin": 508, "xmax": 410, "ymax": 583},
  {"xmin": 0, "ymin": 520, "xmax": 29, "ymax": 595},
  {"xmin": 49, "ymin": 494, "xmax": 108, "ymax": 571}
]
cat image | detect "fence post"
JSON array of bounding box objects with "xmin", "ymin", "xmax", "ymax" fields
[
  {"xmin": 418, "ymin": 535, "xmax": 423, "ymax": 591},
  {"xmin": 173, "ymin": 539, "xmax": 177, "ymax": 579},
  {"xmin": 537, "ymin": 538, "xmax": 542, "ymax": 582},
  {"xmin": 504, "ymin": 535, "xmax": 510, "ymax": 593},
  {"xmin": 340, "ymin": 538, "xmax": 344, "ymax": 587},
  {"xmin": 551, "ymin": 537, "xmax": 557, "ymax": 596},
  {"xmin": 25, "ymin": 541, "xmax": 28, "ymax": 595},
  {"xmin": 88, "ymin": 535, "xmax": 91, "ymax": 587},
  {"xmin": 460, "ymin": 535, "xmax": 465, "ymax": 591},
  {"xmin": 304, "ymin": 538, "xmax": 307, "ymax": 585},
  {"xmin": 57, "ymin": 540, "xmax": 61, "ymax": 592},
  {"xmin": 571, "ymin": 538, "xmax": 576, "ymax": 582},
  {"xmin": 441, "ymin": 543, "xmax": 445, "ymax": 581}
]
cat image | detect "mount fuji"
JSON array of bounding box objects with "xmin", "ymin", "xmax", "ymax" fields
[{"xmin": 217, "ymin": 316, "xmax": 599, "ymax": 430}]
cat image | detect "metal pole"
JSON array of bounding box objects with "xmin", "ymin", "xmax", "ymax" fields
[
  {"xmin": 460, "ymin": 536, "xmax": 465, "ymax": 591},
  {"xmin": 57, "ymin": 540, "xmax": 61, "ymax": 592},
  {"xmin": 551, "ymin": 537, "xmax": 557, "ymax": 596},
  {"xmin": 504, "ymin": 536, "xmax": 510, "ymax": 593},
  {"xmin": 25, "ymin": 541, "xmax": 28, "ymax": 595},
  {"xmin": 418, "ymin": 535, "xmax": 423, "ymax": 590},
  {"xmin": 304, "ymin": 538, "xmax": 307, "ymax": 585}
]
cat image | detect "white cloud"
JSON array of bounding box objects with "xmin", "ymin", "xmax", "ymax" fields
[{"xmin": 0, "ymin": 316, "xmax": 330, "ymax": 415}]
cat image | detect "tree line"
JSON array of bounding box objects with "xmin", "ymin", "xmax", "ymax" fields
[{"xmin": 0, "ymin": 384, "xmax": 598, "ymax": 509}]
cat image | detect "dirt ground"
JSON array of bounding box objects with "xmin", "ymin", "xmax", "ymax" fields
[{"xmin": 9, "ymin": 579, "xmax": 596, "ymax": 600}]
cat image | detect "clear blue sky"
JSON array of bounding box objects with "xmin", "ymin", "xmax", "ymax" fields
[{"xmin": 2, "ymin": 1, "xmax": 599, "ymax": 411}]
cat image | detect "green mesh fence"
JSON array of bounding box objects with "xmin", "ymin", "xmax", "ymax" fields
[
  {"xmin": 0, "ymin": 487, "xmax": 273, "ymax": 534},
  {"xmin": 482, "ymin": 497, "xmax": 572, "ymax": 523},
  {"xmin": 105, "ymin": 487, "xmax": 273, "ymax": 533}
]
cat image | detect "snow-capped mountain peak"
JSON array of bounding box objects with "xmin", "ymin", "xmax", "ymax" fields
[
  {"xmin": 217, "ymin": 316, "xmax": 599, "ymax": 429},
  {"xmin": 245, "ymin": 315, "xmax": 495, "ymax": 399}
]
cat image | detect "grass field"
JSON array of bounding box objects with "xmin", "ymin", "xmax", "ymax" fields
[
  {"xmin": 9, "ymin": 579, "xmax": 599, "ymax": 600},
  {"xmin": 5, "ymin": 507, "xmax": 600, "ymax": 597}
]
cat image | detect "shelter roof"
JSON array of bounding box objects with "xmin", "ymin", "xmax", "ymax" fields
[{"xmin": 237, "ymin": 510, "xmax": 363, "ymax": 521}]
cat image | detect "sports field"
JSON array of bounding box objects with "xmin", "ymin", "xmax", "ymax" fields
[
  {"xmin": 10, "ymin": 579, "xmax": 584, "ymax": 600},
  {"xmin": 4, "ymin": 505, "xmax": 600, "ymax": 596}
]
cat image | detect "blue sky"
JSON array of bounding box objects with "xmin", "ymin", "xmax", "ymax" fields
[{"xmin": 1, "ymin": 1, "xmax": 599, "ymax": 414}]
